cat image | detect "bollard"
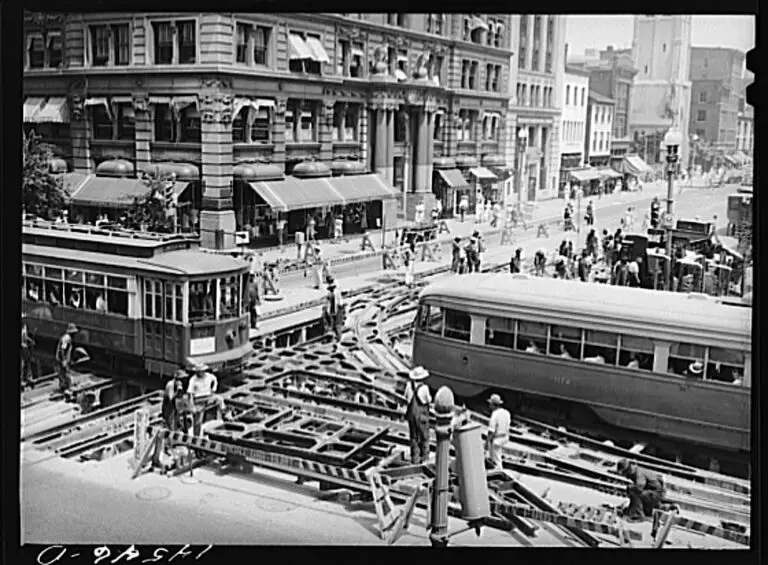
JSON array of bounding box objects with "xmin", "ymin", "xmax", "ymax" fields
[
  {"xmin": 132, "ymin": 407, "xmax": 150, "ymax": 469},
  {"xmin": 453, "ymin": 421, "xmax": 490, "ymax": 522},
  {"xmin": 429, "ymin": 386, "xmax": 455, "ymax": 548}
]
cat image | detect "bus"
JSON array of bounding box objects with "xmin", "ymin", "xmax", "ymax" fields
[{"xmin": 413, "ymin": 274, "xmax": 751, "ymax": 457}]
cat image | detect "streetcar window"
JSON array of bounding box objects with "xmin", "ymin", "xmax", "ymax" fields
[
  {"xmin": 517, "ymin": 320, "xmax": 547, "ymax": 353},
  {"xmin": 667, "ymin": 342, "xmax": 706, "ymax": 376},
  {"xmin": 189, "ymin": 280, "xmax": 216, "ymax": 322},
  {"xmin": 25, "ymin": 276, "xmax": 43, "ymax": 302},
  {"xmin": 486, "ymin": 316, "xmax": 516, "ymax": 349},
  {"xmin": 144, "ymin": 280, "xmax": 154, "ymax": 318},
  {"xmin": 444, "ymin": 308, "xmax": 471, "ymax": 342},
  {"xmin": 583, "ymin": 330, "xmax": 619, "ymax": 365},
  {"xmin": 618, "ymin": 335, "xmax": 654, "ymax": 370},
  {"xmin": 25, "ymin": 264, "xmax": 43, "ymax": 277},
  {"xmin": 45, "ymin": 267, "xmax": 63, "ymax": 279},
  {"xmin": 175, "ymin": 284, "xmax": 183, "ymax": 322},
  {"xmin": 144, "ymin": 279, "xmax": 164, "ymax": 320},
  {"xmin": 107, "ymin": 276, "xmax": 128, "ymax": 289},
  {"xmin": 550, "ymin": 324, "xmax": 583, "ymax": 359},
  {"xmin": 241, "ymin": 274, "xmax": 249, "ymax": 316},
  {"xmin": 706, "ymin": 347, "xmax": 745, "ymax": 383},
  {"xmin": 416, "ymin": 304, "xmax": 429, "ymax": 330},
  {"xmin": 85, "ymin": 273, "xmax": 105, "ymax": 286},
  {"xmin": 45, "ymin": 281, "xmax": 62, "ymax": 305},
  {"xmin": 107, "ymin": 288, "xmax": 128, "ymax": 316},
  {"xmin": 165, "ymin": 282, "xmax": 174, "ymax": 322},
  {"xmin": 66, "ymin": 269, "xmax": 84, "ymax": 283},
  {"xmin": 220, "ymin": 276, "xmax": 240, "ymax": 319},
  {"xmin": 424, "ymin": 305, "xmax": 443, "ymax": 335},
  {"xmin": 65, "ymin": 283, "xmax": 83, "ymax": 308}
]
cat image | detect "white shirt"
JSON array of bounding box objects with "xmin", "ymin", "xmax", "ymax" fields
[
  {"xmin": 489, "ymin": 407, "xmax": 511, "ymax": 439},
  {"xmin": 187, "ymin": 372, "xmax": 218, "ymax": 397}
]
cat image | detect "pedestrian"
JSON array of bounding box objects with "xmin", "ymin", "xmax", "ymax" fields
[
  {"xmin": 485, "ymin": 393, "xmax": 511, "ymax": 471},
  {"xmin": 628, "ymin": 261, "xmax": 641, "ymax": 287},
  {"xmin": 616, "ymin": 459, "xmax": 666, "ymax": 522},
  {"xmin": 55, "ymin": 323, "xmax": 79, "ymax": 396},
  {"xmin": 324, "ymin": 277, "xmax": 344, "ymax": 340},
  {"xmin": 577, "ymin": 250, "xmax": 590, "ymax": 282},
  {"xmin": 476, "ymin": 232, "xmax": 485, "ymax": 271},
  {"xmin": 276, "ymin": 215, "xmax": 286, "ymax": 250},
  {"xmin": 613, "ymin": 258, "xmax": 630, "ymax": 286},
  {"xmin": 563, "ymin": 204, "xmax": 573, "ymax": 232},
  {"xmin": 459, "ymin": 195, "xmax": 468, "ymax": 223},
  {"xmin": 465, "ymin": 237, "xmax": 478, "ymax": 273},
  {"xmin": 415, "ymin": 199, "xmax": 426, "ymax": 224},
  {"xmin": 21, "ymin": 317, "xmax": 36, "ymax": 388},
  {"xmin": 247, "ymin": 273, "xmax": 261, "ymax": 329},
  {"xmin": 405, "ymin": 366, "xmax": 432, "ymax": 464},
  {"xmin": 586, "ymin": 229, "xmax": 598, "ymax": 259},
  {"xmin": 491, "ymin": 202, "xmax": 501, "ymax": 228},
  {"xmin": 510, "ymin": 247, "xmax": 522, "ymax": 274},
  {"xmin": 306, "ymin": 216, "xmax": 317, "ymax": 242},
  {"xmin": 403, "ymin": 246, "xmax": 415, "ymax": 288},
  {"xmin": 312, "ymin": 247, "xmax": 326, "ymax": 289},
  {"xmin": 435, "ymin": 198, "xmax": 443, "ymax": 219},
  {"xmin": 534, "ymin": 248, "xmax": 547, "ymax": 276},
  {"xmin": 162, "ymin": 369, "xmax": 187, "ymax": 431},
  {"xmin": 585, "ymin": 200, "xmax": 594, "ymax": 226},
  {"xmin": 451, "ymin": 236, "xmax": 463, "ymax": 274},
  {"xmin": 333, "ymin": 216, "xmax": 344, "ymax": 243}
]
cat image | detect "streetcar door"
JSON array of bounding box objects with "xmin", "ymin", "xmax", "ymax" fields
[{"xmin": 142, "ymin": 278, "xmax": 166, "ymax": 368}]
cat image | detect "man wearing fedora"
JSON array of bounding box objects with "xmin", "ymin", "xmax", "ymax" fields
[
  {"xmin": 616, "ymin": 458, "xmax": 666, "ymax": 522},
  {"xmin": 486, "ymin": 393, "xmax": 511, "ymax": 470},
  {"xmin": 405, "ymin": 366, "xmax": 432, "ymax": 464},
  {"xmin": 55, "ymin": 323, "xmax": 79, "ymax": 396},
  {"xmin": 686, "ymin": 361, "xmax": 704, "ymax": 379}
]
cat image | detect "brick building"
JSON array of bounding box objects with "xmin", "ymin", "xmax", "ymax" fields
[
  {"xmin": 23, "ymin": 12, "xmax": 514, "ymax": 248},
  {"xmin": 688, "ymin": 46, "xmax": 745, "ymax": 151},
  {"xmin": 557, "ymin": 64, "xmax": 589, "ymax": 196}
]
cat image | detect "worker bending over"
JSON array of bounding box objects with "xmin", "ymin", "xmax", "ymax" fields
[
  {"xmin": 485, "ymin": 393, "xmax": 510, "ymax": 470},
  {"xmin": 405, "ymin": 366, "xmax": 432, "ymax": 464},
  {"xmin": 616, "ymin": 458, "xmax": 666, "ymax": 522}
]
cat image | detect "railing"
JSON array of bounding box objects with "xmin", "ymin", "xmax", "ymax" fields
[{"xmin": 22, "ymin": 219, "xmax": 201, "ymax": 245}]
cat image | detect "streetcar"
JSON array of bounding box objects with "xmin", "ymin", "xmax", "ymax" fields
[
  {"xmin": 413, "ymin": 274, "xmax": 751, "ymax": 456},
  {"xmin": 22, "ymin": 220, "xmax": 253, "ymax": 379}
]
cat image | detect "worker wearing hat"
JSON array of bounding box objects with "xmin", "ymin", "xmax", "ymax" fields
[
  {"xmin": 186, "ymin": 362, "xmax": 231, "ymax": 433},
  {"xmin": 324, "ymin": 276, "xmax": 344, "ymax": 340},
  {"xmin": 616, "ymin": 458, "xmax": 666, "ymax": 522},
  {"xmin": 55, "ymin": 323, "xmax": 79, "ymax": 396},
  {"xmin": 162, "ymin": 369, "xmax": 188, "ymax": 431},
  {"xmin": 405, "ymin": 366, "xmax": 432, "ymax": 464},
  {"xmin": 486, "ymin": 393, "xmax": 511, "ymax": 470}
]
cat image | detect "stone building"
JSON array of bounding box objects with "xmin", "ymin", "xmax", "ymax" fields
[
  {"xmin": 557, "ymin": 64, "xmax": 589, "ymax": 196},
  {"xmin": 23, "ymin": 12, "xmax": 514, "ymax": 247}
]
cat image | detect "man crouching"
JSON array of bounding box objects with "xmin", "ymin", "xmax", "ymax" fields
[{"xmin": 616, "ymin": 458, "xmax": 666, "ymax": 522}]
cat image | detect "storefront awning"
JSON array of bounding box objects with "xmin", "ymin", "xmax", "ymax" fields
[
  {"xmin": 330, "ymin": 174, "xmax": 399, "ymax": 204},
  {"xmin": 570, "ymin": 169, "xmax": 602, "ymax": 183},
  {"xmin": 32, "ymin": 97, "xmax": 70, "ymax": 123},
  {"xmin": 597, "ymin": 167, "xmax": 622, "ymax": 180},
  {"xmin": 470, "ymin": 16, "xmax": 489, "ymax": 31},
  {"xmin": 436, "ymin": 169, "xmax": 471, "ymax": 188},
  {"xmin": 23, "ymin": 97, "xmax": 46, "ymax": 123},
  {"xmin": 69, "ymin": 176, "xmax": 190, "ymax": 209},
  {"xmin": 469, "ymin": 166, "xmax": 498, "ymax": 181},
  {"xmin": 304, "ymin": 35, "xmax": 330, "ymax": 64},
  {"xmin": 722, "ymin": 154, "xmax": 739, "ymax": 166},
  {"xmin": 622, "ymin": 155, "xmax": 653, "ymax": 176},
  {"xmin": 288, "ymin": 33, "xmax": 314, "ymax": 60},
  {"xmin": 247, "ymin": 177, "xmax": 345, "ymax": 212},
  {"xmin": 84, "ymin": 97, "xmax": 112, "ymax": 120}
]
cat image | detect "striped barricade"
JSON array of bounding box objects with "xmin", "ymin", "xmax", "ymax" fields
[{"xmin": 651, "ymin": 509, "xmax": 750, "ymax": 547}]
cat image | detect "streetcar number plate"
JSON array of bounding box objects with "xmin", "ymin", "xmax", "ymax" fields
[{"xmin": 553, "ymin": 376, "xmax": 570, "ymax": 385}]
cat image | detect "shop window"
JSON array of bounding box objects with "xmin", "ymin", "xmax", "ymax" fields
[
  {"xmin": 583, "ymin": 329, "xmax": 618, "ymax": 365},
  {"xmin": 27, "ymin": 34, "xmax": 45, "ymax": 68},
  {"xmin": 251, "ymin": 107, "xmax": 271, "ymax": 143},
  {"xmin": 707, "ymin": 347, "xmax": 745, "ymax": 383},
  {"xmin": 91, "ymin": 105, "xmax": 113, "ymax": 140},
  {"xmin": 152, "ymin": 21, "xmax": 174, "ymax": 64},
  {"xmin": 618, "ymin": 335, "xmax": 654, "ymax": 370},
  {"xmin": 444, "ymin": 309, "xmax": 471, "ymax": 342},
  {"xmin": 189, "ymin": 280, "xmax": 216, "ymax": 322},
  {"xmin": 550, "ymin": 324, "xmax": 583, "ymax": 359},
  {"xmin": 668, "ymin": 342, "xmax": 706, "ymax": 376},
  {"xmin": 486, "ymin": 316, "xmax": 515, "ymax": 349},
  {"xmin": 178, "ymin": 20, "xmax": 196, "ymax": 64},
  {"xmin": 154, "ymin": 104, "xmax": 174, "ymax": 142},
  {"xmin": 47, "ymin": 34, "xmax": 63, "ymax": 68},
  {"xmin": 116, "ymin": 103, "xmax": 135, "ymax": 141},
  {"xmin": 517, "ymin": 320, "xmax": 547, "ymax": 353},
  {"xmin": 220, "ymin": 276, "xmax": 240, "ymax": 319}
]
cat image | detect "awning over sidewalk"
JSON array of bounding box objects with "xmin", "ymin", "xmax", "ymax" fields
[
  {"xmin": 722, "ymin": 154, "xmax": 739, "ymax": 167},
  {"xmin": 69, "ymin": 176, "xmax": 191, "ymax": 208},
  {"xmin": 468, "ymin": 166, "xmax": 498, "ymax": 181},
  {"xmin": 26, "ymin": 97, "xmax": 70, "ymax": 123},
  {"xmin": 436, "ymin": 169, "xmax": 471, "ymax": 188},
  {"xmin": 330, "ymin": 174, "xmax": 399, "ymax": 203},
  {"xmin": 622, "ymin": 155, "xmax": 653, "ymax": 176},
  {"xmin": 246, "ymin": 177, "xmax": 346, "ymax": 212},
  {"xmin": 23, "ymin": 97, "xmax": 46, "ymax": 123},
  {"xmin": 597, "ymin": 167, "xmax": 622, "ymax": 180},
  {"xmin": 570, "ymin": 169, "xmax": 601, "ymax": 183}
]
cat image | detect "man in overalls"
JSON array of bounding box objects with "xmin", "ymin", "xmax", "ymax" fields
[
  {"xmin": 56, "ymin": 323, "xmax": 79, "ymax": 396},
  {"xmin": 405, "ymin": 366, "xmax": 432, "ymax": 464}
]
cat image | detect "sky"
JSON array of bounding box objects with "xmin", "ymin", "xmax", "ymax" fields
[{"xmin": 565, "ymin": 15, "xmax": 755, "ymax": 56}]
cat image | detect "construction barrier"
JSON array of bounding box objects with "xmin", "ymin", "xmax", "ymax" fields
[{"xmin": 651, "ymin": 509, "xmax": 750, "ymax": 547}]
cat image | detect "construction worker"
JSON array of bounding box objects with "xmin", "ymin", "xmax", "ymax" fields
[
  {"xmin": 21, "ymin": 317, "xmax": 36, "ymax": 388},
  {"xmin": 55, "ymin": 323, "xmax": 79, "ymax": 395},
  {"xmin": 405, "ymin": 366, "xmax": 432, "ymax": 464},
  {"xmin": 186, "ymin": 363, "xmax": 232, "ymax": 433},
  {"xmin": 485, "ymin": 393, "xmax": 510, "ymax": 470},
  {"xmin": 162, "ymin": 369, "xmax": 187, "ymax": 431},
  {"xmin": 247, "ymin": 273, "xmax": 261, "ymax": 329},
  {"xmin": 616, "ymin": 458, "xmax": 666, "ymax": 522},
  {"xmin": 323, "ymin": 276, "xmax": 344, "ymax": 340}
]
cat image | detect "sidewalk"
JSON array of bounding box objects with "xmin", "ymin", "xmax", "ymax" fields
[{"xmin": 254, "ymin": 182, "xmax": 669, "ymax": 267}]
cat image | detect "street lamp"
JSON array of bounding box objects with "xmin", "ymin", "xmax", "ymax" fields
[
  {"xmin": 517, "ymin": 128, "xmax": 528, "ymax": 222},
  {"xmin": 663, "ymin": 127, "xmax": 683, "ymax": 290}
]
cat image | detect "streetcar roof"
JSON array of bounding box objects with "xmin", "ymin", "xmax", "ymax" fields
[
  {"xmin": 420, "ymin": 274, "xmax": 751, "ymax": 343},
  {"xmin": 23, "ymin": 244, "xmax": 247, "ymax": 277}
]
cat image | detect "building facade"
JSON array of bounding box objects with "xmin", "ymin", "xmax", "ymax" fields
[
  {"xmin": 23, "ymin": 12, "xmax": 515, "ymax": 247},
  {"xmin": 509, "ymin": 14, "xmax": 565, "ymax": 202},
  {"xmin": 557, "ymin": 65, "xmax": 589, "ymax": 195},
  {"xmin": 736, "ymin": 71, "xmax": 754, "ymax": 155},
  {"xmin": 584, "ymin": 91, "xmax": 615, "ymax": 167},
  {"xmin": 629, "ymin": 15, "xmax": 692, "ymax": 166},
  {"xmin": 688, "ymin": 46, "xmax": 745, "ymax": 150}
]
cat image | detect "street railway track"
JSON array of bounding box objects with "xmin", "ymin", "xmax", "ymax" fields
[{"xmin": 22, "ymin": 254, "xmax": 751, "ymax": 548}]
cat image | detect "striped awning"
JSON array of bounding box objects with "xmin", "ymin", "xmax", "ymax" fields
[
  {"xmin": 69, "ymin": 176, "xmax": 190, "ymax": 209},
  {"xmin": 247, "ymin": 177, "xmax": 346, "ymax": 212},
  {"xmin": 304, "ymin": 35, "xmax": 330, "ymax": 64},
  {"xmin": 330, "ymin": 174, "xmax": 399, "ymax": 203},
  {"xmin": 29, "ymin": 97, "xmax": 70, "ymax": 123},
  {"xmin": 23, "ymin": 97, "xmax": 46, "ymax": 123},
  {"xmin": 288, "ymin": 33, "xmax": 313, "ymax": 60}
]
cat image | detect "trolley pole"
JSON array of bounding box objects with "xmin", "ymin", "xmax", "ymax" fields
[{"xmin": 429, "ymin": 386, "xmax": 455, "ymax": 548}]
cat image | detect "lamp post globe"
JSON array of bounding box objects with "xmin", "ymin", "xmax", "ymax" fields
[{"xmin": 663, "ymin": 128, "xmax": 684, "ymax": 153}]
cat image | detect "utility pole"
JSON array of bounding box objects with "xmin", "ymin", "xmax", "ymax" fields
[
  {"xmin": 429, "ymin": 386, "xmax": 455, "ymax": 548},
  {"xmin": 663, "ymin": 128, "xmax": 682, "ymax": 291},
  {"xmin": 517, "ymin": 129, "xmax": 528, "ymax": 223}
]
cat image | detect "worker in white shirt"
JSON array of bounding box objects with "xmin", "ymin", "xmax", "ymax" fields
[
  {"xmin": 186, "ymin": 363, "xmax": 231, "ymax": 431},
  {"xmin": 486, "ymin": 393, "xmax": 511, "ymax": 470}
]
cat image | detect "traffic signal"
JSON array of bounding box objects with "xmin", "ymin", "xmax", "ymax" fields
[
  {"xmin": 650, "ymin": 202, "xmax": 660, "ymax": 229},
  {"xmin": 164, "ymin": 180, "xmax": 175, "ymax": 207}
]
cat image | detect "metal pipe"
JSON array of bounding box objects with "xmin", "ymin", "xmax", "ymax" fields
[{"xmin": 429, "ymin": 386, "xmax": 455, "ymax": 548}]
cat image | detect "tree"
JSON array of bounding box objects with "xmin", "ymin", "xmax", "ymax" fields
[
  {"xmin": 22, "ymin": 131, "xmax": 69, "ymax": 220},
  {"xmin": 121, "ymin": 173, "xmax": 176, "ymax": 233}
]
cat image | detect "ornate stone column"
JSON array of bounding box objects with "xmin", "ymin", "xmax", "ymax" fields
[
  {"xmin": 384, "ymin": 104, "xmax": 395, "ymax": 185},
  {"xmin": 373, "ymin": 103, "xmax": 388, "ymax": 180},
  {"xmin": 320, "ymin": 99, "xmax": 335, "ymax": 163},
  {"xmin": 198, "ymin": 77, "xmax": 235, "ymax": 250},
  {"xmin": 272, "ymin": 97, "xmax": 288, "ymax": 166}
]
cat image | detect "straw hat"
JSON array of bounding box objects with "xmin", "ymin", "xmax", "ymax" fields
[
  {"xmin": 688, "ymin": 361, "xmax": 704, "ymax": 375},
  {"xmin": 487, "ymin": 393, "xmax": 504, "ymax": 406},
  {"xmin": 173, "ymin": 369, "xmax": 188, "ymax": 380},
  {"xmin": 409, "ymin": 366, "xmax": 429, "ymax": 381},
  {"xmin": 188, "ymin": 363, "xmax": 210, "ymax": 373},
  {"xmin": 66, "ymin": 323, "xmax": 79, "ymax": 334}
]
